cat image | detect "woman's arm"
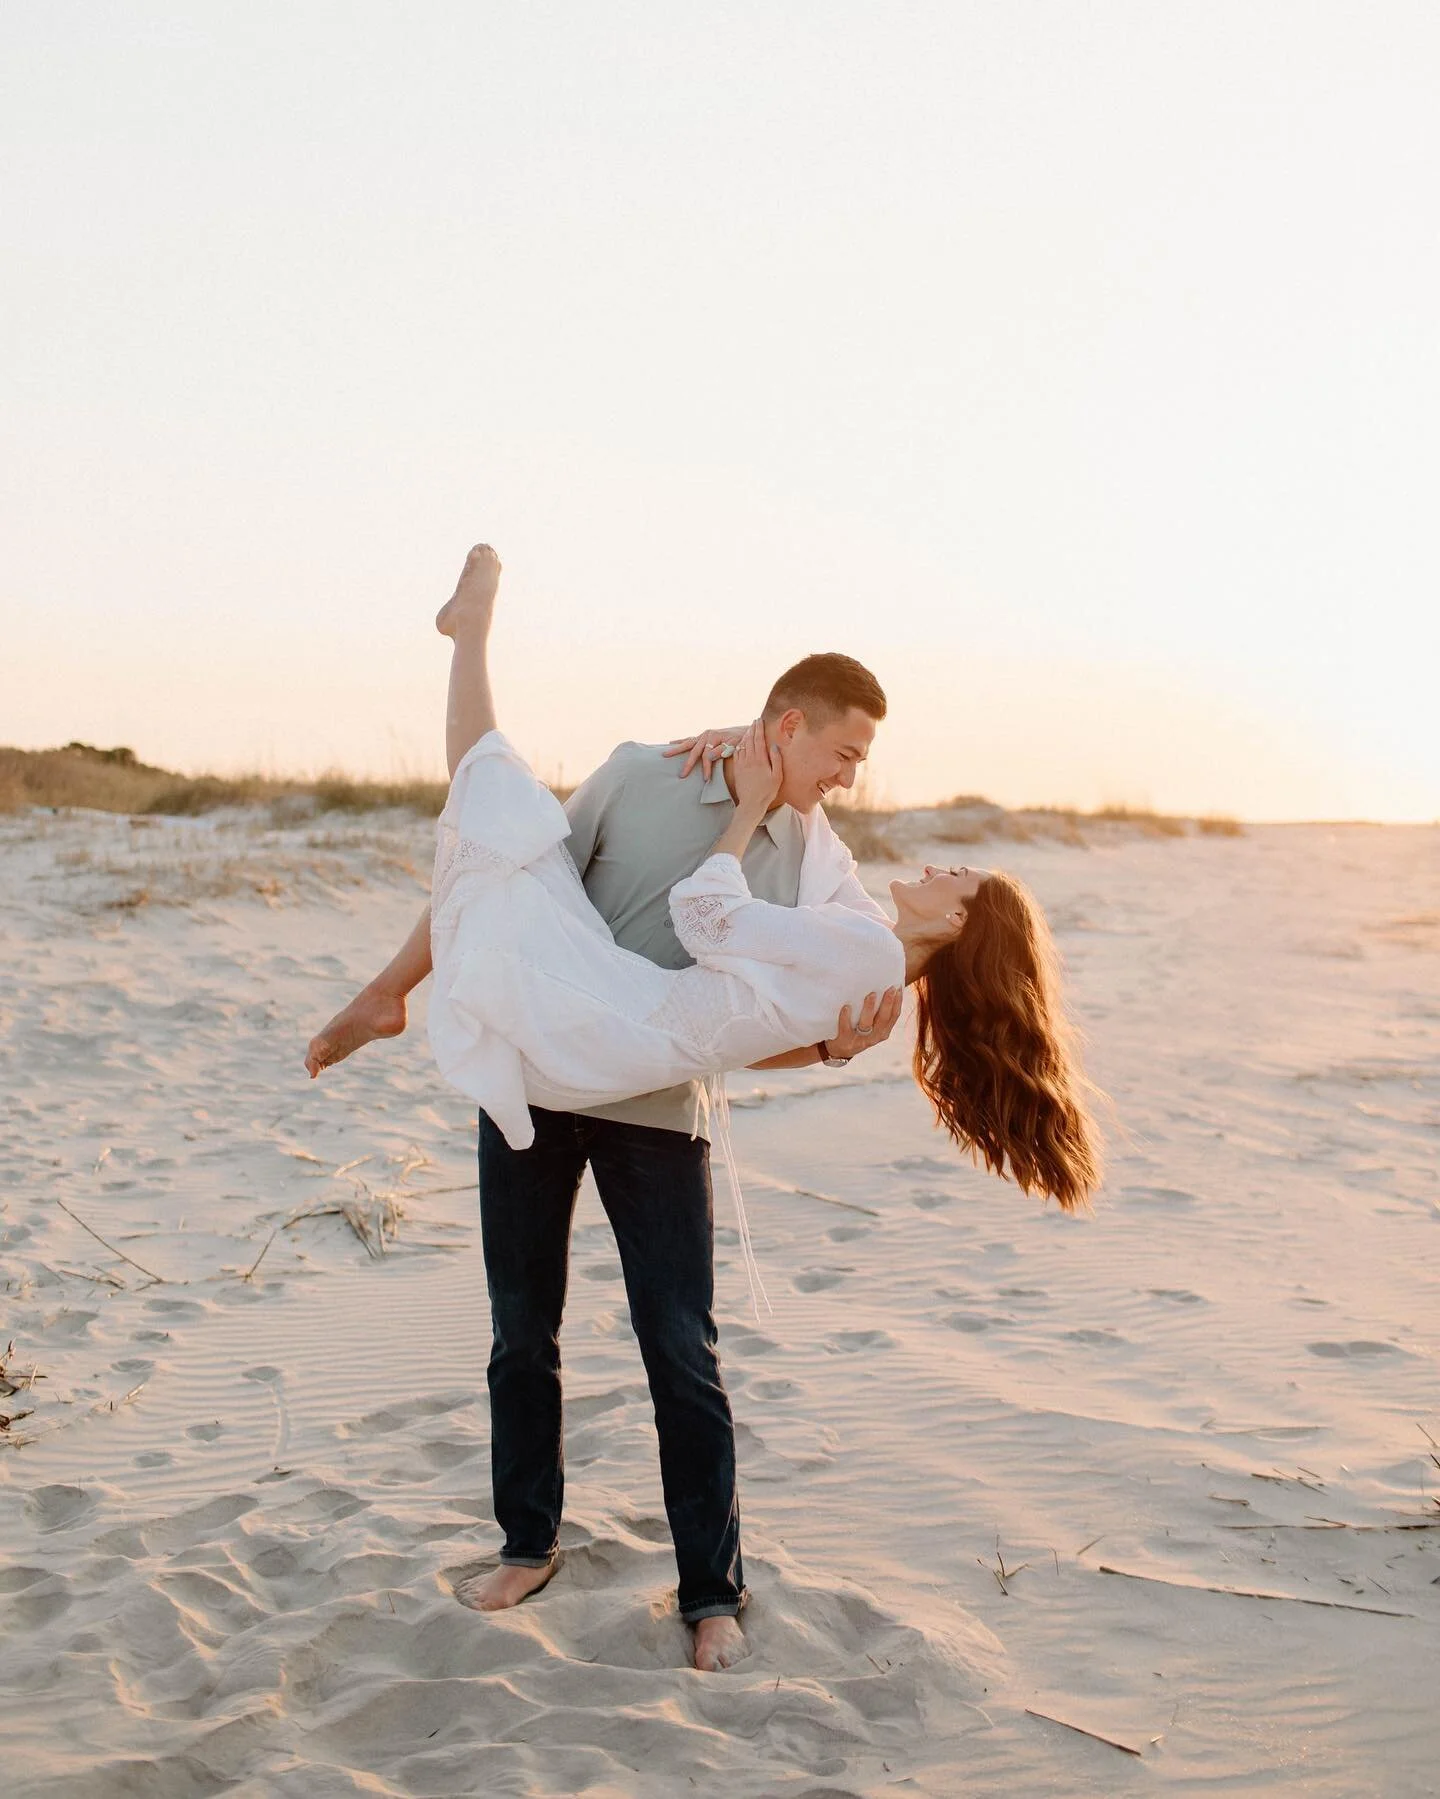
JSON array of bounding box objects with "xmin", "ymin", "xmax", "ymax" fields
[
  {"xmin": 304, "ymin": 903, "xmax": 433, "ymax": 1076},
  {"xmin": 705, "ymin": 721, "xmax": 780, "ymax": 863}
]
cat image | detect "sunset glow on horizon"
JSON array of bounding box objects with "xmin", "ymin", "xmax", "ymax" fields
[{"xmin": 3, "ymin": 3, "xmax": 1437, "ymax": 821}]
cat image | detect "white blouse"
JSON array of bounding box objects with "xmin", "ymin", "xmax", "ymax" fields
[{"xmin": 428, "ymin": 732, "xmax": 904, "ymax": 1153}]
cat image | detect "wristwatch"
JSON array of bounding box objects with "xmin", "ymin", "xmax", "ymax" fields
[{"xmin": 817, "ymin": 1041, "xmax": 852, "ymax": 1068}]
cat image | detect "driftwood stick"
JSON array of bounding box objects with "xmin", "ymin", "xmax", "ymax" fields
[
  {"xmin": 1098, "ymin": 1564, "xmax": 1413, "ymax": 1617},
  {"xmin": 1025, "ymin": 1708, "xmax": 1142, "ymax": 1757},
  {"xmin": 54, "ymin": 1198, "xmax": 172, "ymax": 1284}
]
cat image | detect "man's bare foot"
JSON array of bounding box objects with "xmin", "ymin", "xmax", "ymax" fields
[
  {"xmin": 453, "ymin": 1560, "xmax": 557, "ymax": 1612},
  {"xmin": 436, "ymin": 543, "xmax": 502, "ymax": 639},
  {"xmin": 304, "ymin": 986, "xmax": 407, "ymax": 1077},
  {"xmin": 691, "ymin": 1614, "xmax": 748, "ymax": 1672}
]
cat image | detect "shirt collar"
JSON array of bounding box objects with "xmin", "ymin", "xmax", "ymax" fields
[{"xmin": 700, "ymin": 760, "xmax": 794, "ymax": 846}]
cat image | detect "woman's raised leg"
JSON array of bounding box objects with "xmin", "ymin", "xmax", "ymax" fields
[{"xmin": 437, "ymin": 543, "xmax": 503, "ymax": 778}]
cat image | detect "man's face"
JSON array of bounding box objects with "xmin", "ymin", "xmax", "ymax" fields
[{"xmin": 773, "ymin": 705, "xmax": 878, "ymax": 813}]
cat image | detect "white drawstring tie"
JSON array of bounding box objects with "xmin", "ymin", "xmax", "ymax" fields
[{"xmin": 693, "ymin": 1073, "xmax": 771, "ymax": 1318}]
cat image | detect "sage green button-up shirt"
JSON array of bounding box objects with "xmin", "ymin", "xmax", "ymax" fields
[{"xmin": 561, "ymin": 741, "xmax": 807, "ymax": 1137}]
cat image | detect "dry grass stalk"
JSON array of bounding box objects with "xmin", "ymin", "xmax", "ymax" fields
[
  {"xmin": 1025, "ymin": 1709, "xmax": 1143, "ymax": 1757},
  {"xmin": 981, "ymin": 1548, "xmax": 1031, "ymax": 1595},
  {"xmin": 0, "ymin": 1342, "xmax": 44, "ymax": 1398},
  {"xmin": 1098, "ymin": 1564, "xmax": 1413, "ymax": 1617},
  {"xmin": 52, "ymin": 1265, "xmax": 127, "ymax": 1289},
  {"xmin": 1221, "ymin": 1519, "xmax": 1440, "ymax": 1533},
  {"xmin": 241, "ymin": 1227, "xmax": 281, "ymax": 1282},
  {"xmin": 1, "ymin": 1374, "xmax": 146, "ymax": 1451},
  {"xmin": 54, "ymin": 1197, "xmax": 173, "ymax": 1284}
]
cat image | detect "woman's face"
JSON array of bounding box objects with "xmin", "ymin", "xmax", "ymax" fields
[{"xmin": 889, "ymin": 863, "xmax": 990, "ymax": 934}]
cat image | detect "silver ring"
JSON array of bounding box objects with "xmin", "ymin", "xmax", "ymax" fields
[{"xmin": 855, "ymin": 1025, "xmax": 874, "ymax": 1035}]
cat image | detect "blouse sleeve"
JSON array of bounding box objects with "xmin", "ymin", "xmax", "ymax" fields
[{"xmin": 669, "ymin": 853, "xmax": 819, "ymax": 971}]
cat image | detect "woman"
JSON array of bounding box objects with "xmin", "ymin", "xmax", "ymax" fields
[{"xmin": 311, "ymin": 544, "xmax": 1101, "ymax": 1215}]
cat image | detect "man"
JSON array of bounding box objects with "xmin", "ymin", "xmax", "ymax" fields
[{"xmin": 306, "ymin": 652, "xmax": 900, "ymax": 1672}]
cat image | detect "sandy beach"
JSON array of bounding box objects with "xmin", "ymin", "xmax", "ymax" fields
[{"xmin": 2, "ymin": 802, "xmax": 1437, "ymax": 1797}]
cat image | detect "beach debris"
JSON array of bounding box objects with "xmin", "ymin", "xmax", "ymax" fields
[
  {"xmin": 1024, "ymin": 1708, "xmax": 1143, "ymax": 1757},
  {"xmin": 281, "ymin": 1187, "xmax": 403, "ymax": 1260},
  {"xmin": 1251, "ymin": 1466, "xmax": 1326, "ymax": 1493},
  {"xmin": 1098, "ymin": 1564, "xmax": 1414, "ymax": 1617},
  {"xmin": 744, "ymin": 1170, "xmax": 881, "ymax": 1217},
  {"xmin": 241, "ymin": 1226, "xmax": 282, "ymax": 1282},
  {"xmin": 0, "ymin": 1374, "xmax": 146, "ymax": 1450},
  {"xmin": 1221, "ymin": 1517, "xmax": 1440, "ymax": 1533},
  {"xmin": 0, "ymin": 1343, "xmax": 44, "ymax": 1397},
  {"xmin": 53, "ymin": 1197, "xmax": 174, "ymax": 1285},
  {"xmin": 981, "ymin": 1544, "xmax": 1031, "ymax": 1595}
]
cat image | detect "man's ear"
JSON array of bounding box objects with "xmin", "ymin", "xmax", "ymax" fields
[{"xmin": 774, "ymin": 707, "xmax": 805, "ymax": 744}]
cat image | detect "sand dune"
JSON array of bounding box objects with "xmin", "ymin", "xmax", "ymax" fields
[{"xmin": 2, "ymin": 805, "xmax": 1437, "ymax": 1796}]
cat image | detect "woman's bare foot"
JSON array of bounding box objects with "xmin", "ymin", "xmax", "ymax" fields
[
  {"xmin": 691, "ymin": 1614, "xmax": 748, "ymax": 1672},
  {"xmin": 453, "ymin": 1560, "xmax": 558, "ymax": 1612},
  {"xmin": 436, "ymin": 543, "xmax": 502, "ymax": 639},
  {"xmin": 304, "ymin": 986, "xmax": 407, "ymax": 1077}
]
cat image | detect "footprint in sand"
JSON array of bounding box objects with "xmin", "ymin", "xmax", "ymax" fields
[
  {"xmin": 23, "ymin": 1485, "xmax": 97, "ymax": 1533},
  {"xmin": 890, "ymin": 1155, "xmax": 955, "ymax": 1176},
  {"xmin": 827, "ymin": 1224, "xmax": 871, "ymax": 1243},
  {"xmin": 1306, "ymin": 1339, "xmax": 1404, "ymax": 1358},
  {"xmin": 941, "ymin": 1312, "xmax": 994, "ymax": 1334},
  {"xmin": 42, "ymin": 1310, "xmax": 98, "ymax": 1341},
  {"xmin": 186, "ymin": 1420, "xmax": 224, "ymax": 1442},
  {"xmin": 910, "ymin": 1189, "xmax": 953, "ymax": 1210},
  {"xmin": 144, "ymin": 1297, "xmax": 206, "ymax": 1319},
  {"xmin": 1120, "ymin": 1185, "xmax": 1200, "ymax": 1208},
  {"xmin": 793, "ymin": 1268, "xmax": 850, "ymax": 1293},
  {"xmin": 823, "ymin": 1329, "xmax": 894, "ymax": 1355},
  {"xmin": 580, "ymin": 1260, "xmax": 624, "ymax": 1282},
  {"xmin": 748, "ymin": 1377, "xmax": 801, "ymax": 1400},
  {"xmin": 1148, "ymin": 1288, "xmax": 1207, "ymax": 1305},
  {"xmin": 1063, "ymin": 1327, "xmax": 1130, "ymax": 1349}
]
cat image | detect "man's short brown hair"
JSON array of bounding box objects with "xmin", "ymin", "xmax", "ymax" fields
[{"xmin": 763, "ymin": 653, "xmax": 887, "ymax": 726}]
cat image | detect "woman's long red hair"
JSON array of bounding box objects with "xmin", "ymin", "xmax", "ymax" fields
[{"xmin": 913, "ymin": 873, "xmax": 1102, "ymax": 1213}]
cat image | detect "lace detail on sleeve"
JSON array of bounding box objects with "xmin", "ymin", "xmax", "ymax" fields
[
  {"xmin": 432, "ymin": 821, "xmax": 519, "ymax": 934},
  {"xmin": 673, "ymin": 892, "xmax": 732, "ymax": 947},
  {"xmin": 641, "ymin": 975, "xmax": 736, "ymax": 1058}
]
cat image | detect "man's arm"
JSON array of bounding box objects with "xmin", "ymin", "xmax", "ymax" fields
[{"xmin": 747, "ymin": 988, "xmax": 903, "ymax": 1069}]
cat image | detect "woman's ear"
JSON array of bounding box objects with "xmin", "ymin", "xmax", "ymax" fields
[{"xmin": 946, "ymin": 909, "xmax": 967, "ymax": 933}]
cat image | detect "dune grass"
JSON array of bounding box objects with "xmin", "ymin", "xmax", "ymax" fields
[{"xmin": 0, "ymin": 744, "xmax": 458, "ymax": 819}]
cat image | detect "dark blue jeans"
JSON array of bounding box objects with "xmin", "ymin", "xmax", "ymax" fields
[{"xmin": 476, "ymin": 1105, "xmax": 745, "ymax": 1623}]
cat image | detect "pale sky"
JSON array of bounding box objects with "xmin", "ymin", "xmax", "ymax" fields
[{"xmin": 3, "ymin": 2, "xmax": 1437, "ymax": 818}]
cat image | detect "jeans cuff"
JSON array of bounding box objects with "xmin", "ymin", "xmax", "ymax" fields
[
  {"xmin": 500, "ymin": 1551, "xmax": 558, "ymax": 1569},
  {"xmin": 681, "ymin": 1593, "xmax": 747, "ymax": 1624}
]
